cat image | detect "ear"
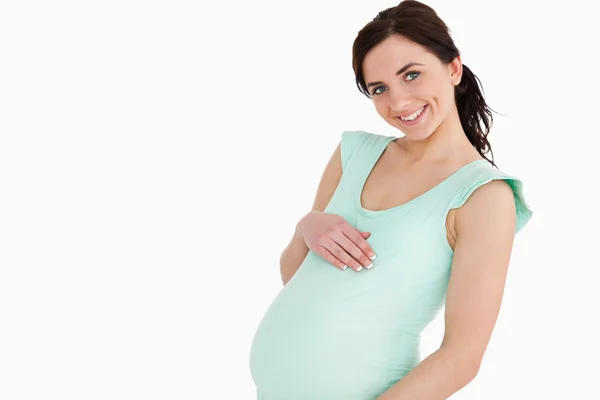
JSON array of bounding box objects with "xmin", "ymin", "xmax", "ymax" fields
[{"xmin": 449, "ymin": 55, "xmax": 463, "ymax": 86}]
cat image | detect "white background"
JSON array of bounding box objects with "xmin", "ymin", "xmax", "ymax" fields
[{"xmin": 1, "ymin": 0, "xmax": 599, "ymax": 399}]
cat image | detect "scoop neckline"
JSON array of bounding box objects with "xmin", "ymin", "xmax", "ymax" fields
[{"xmin": 356, "ymin": 136, "xmax": 488, "ymax": 217}]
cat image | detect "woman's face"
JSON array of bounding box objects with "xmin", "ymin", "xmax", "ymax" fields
[{"xmin": 362, "ymin": 35, "xmax": 462, "ymax": 141}]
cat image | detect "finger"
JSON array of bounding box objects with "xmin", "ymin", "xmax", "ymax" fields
[
  {"xmin": 334, "ymin": 231, "xmax": 374, "ymax": 270},
  {"xmin": 315, "ymin": 245, "xmax": 348, "ymax": 271},
  {"xmin": 343, "ymin": 227, "xmax": 376, "ymax": 261},
  {"xmin": 323, "ymin": 238, "xmax": 365, "ymax": 272}
]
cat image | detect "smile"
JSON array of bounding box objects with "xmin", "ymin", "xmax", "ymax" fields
[{"xmin": 396, "ymin": 105, "xmax": 428, "ymax": 126}]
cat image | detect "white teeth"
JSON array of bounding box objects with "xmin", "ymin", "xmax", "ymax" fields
[{"xmin": 400, "ymin": 106, "xmax": 425, "ymax": 121}]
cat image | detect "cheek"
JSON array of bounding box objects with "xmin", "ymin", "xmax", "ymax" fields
[
  {"xmin": 424, "ymin": 85, "xmax": 448, "ymax": 113},
  {"xmin": 438, "ymin": 81, "xmax": 456, "ymax": 106},
  {"xmin": 373, "ymin": 99, "xmax": 388, "ymax": 116},
  {"xmin": 373, "ymin": 96, "xmax": 390, "ymax": 118}
]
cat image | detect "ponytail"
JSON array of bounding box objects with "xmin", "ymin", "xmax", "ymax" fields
[{"xmin": 455, "ymin": 64, "xmax": 498, "ymax": 168}]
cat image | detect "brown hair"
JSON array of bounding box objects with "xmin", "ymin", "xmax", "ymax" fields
[{"xmin": 352, "ymin": 0, "xmax": 499, "ymax": 168}]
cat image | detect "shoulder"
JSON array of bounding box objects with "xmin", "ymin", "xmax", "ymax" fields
[
  {"xmin": 340, "ymin": 130, "xmax": 395, "ymax": 168},
  {"xmin": 455, "ymin": 179, "xmax": 516, "ymax": 233},
  {"xmin": 452, "ymin": 162, "xmax": 533, "ymax": 235}
]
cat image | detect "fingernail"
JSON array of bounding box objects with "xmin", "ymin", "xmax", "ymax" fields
[
  {"xmin": 366, "ymin": 263, "xmax": 373, "ymax": 269},
  {"xmin": 370, "ymin": 254, "xmax": 377, "ymax": 260},
  {"xmin": 356, "ymin": 266, "xmax": 363, "ymax": 271},
  {"xmin": 342, "ymin": 265, "xmax": 348, "ymax": 270}
]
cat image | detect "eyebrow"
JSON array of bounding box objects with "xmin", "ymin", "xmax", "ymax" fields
[{"xmin": 366, "ymin": 62, "xmax": 425, "ymax": 88}]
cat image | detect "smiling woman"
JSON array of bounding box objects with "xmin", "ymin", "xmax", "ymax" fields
[
  {"xmin": 356, "ymin": 32, "xmax": 494, "ymax": 157},
  {"xmin": 248, "ymin": 1, "xmax": 533, "ymax": 399}
]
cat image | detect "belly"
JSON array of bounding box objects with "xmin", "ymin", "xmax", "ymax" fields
[{"xmin": 249, "ymin": 251, "xmax": 443, "ymax": 399}]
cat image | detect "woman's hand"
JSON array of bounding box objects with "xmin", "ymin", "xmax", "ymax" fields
[{"xmin": 296, "ymin": 211, "xmax": 376, "ymax": 272}]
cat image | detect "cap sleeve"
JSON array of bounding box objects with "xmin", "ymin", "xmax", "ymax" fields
[
  {"xmin": 452, "ymin": 167, "xmax": 533, "ymax": 234},
  {"xmin": 340, "ymin": 130, "xmax": 369, "ymax": 171}
]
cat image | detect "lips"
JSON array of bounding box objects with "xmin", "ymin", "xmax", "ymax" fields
[
  {"xmin": 397, "ymin": 105, "xmax": 426, "ymax": 120},
  {"xmin": 395, "ymin": 104, "xmax": 428, "ymax": 126}
]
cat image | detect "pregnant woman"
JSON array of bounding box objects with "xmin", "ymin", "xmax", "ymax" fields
[{"xmin": 249, "ymin": 1, "xmax": 533, "ymax": 399}]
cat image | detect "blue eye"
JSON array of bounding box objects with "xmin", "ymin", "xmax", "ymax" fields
[
  {"xmin": 406, "ymin": 71, "xmax": 420, "ymax": 81},
  {"xmin": 373, "ymin": 86, "xmax": 386, "ymax": 95},
  {"xmin": 370, "ymin": 71, "xmax": 420, "ymax": 96}
]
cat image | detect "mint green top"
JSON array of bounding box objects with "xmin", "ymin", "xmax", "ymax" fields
[{"xmin": 249, "ymin": 130, "xmax": 533, "ymax": 399}]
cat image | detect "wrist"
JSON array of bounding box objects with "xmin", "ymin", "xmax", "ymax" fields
[
  {"xmin": 295, "ymin": 217, "xmax": 307, "ymax": 239},
  {"xmin": 295, "ymin": 210, "xmax": 318, "ymax": 239}
]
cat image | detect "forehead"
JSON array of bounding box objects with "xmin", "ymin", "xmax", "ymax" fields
[{"xmin": 363, "ymin": 35, "xmax": 433, "ymax": 79}]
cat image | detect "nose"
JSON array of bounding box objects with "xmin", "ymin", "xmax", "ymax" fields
[{"xmin": 388, "ymin": 88, "xmax": 412, "ymax": 113}]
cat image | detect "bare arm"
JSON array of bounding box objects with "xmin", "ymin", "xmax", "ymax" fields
[
  {"xmin": 377, "ymin": 180, "xmax": 517, "ymax": 399},
  {"xmin": 280, "ymin": 142, "xmax": 343, "ymax": 285}
]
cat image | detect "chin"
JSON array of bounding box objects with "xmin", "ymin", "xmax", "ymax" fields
[
  {"xmin": 386, "ymin": 121, "xmax": 423, "ymax": 140},
  {"xmin": 395, "ymin": 128, "xmax": 434, "ymax": 142},
  {"xmin": 405, "ymin": 133, "xmax": 432, "ymax": 142}
]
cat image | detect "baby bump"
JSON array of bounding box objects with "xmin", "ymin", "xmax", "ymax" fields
[{"xmin": 249, "ymin": 257, "xmax": 421, "ymax": 398}]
